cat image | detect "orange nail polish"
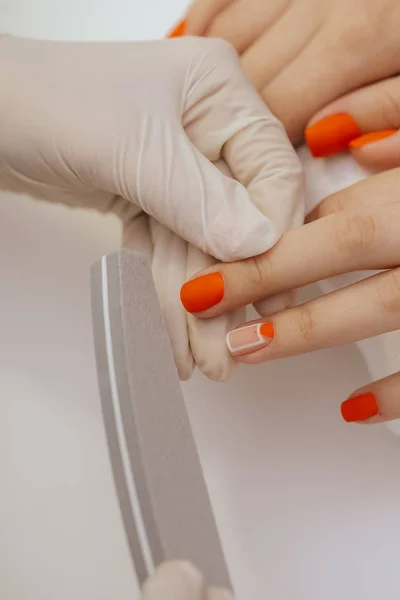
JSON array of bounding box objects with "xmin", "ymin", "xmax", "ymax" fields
[
  {"xmin": 341, "ymin": 392, "xmax": 379, "ymax": 423},
  {"xmin": 305, "ymin": 114, "xmax": 361, "ymax": 158},
  {"xmin": 260, "ymin": 322, "xmax": 275, "ymax": 339},
  {"xmin": 167, "ymin": 19, "xmax": 187, "ymax": 38},
  {"xmin": 180, "ymin": 273, "xmax": 224, "ymax": 313},
  {"xmin": 349, "ymin": 129, "xmax": 397, "ymax": 149}
]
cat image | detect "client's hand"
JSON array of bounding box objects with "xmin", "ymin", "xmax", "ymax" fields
[
  {"xmin": 181, "ymin": 168, "xmax": 400, "ymax": 424},
  {"xmin": 141, "ymin": 562, "xmax": 233, "ymax": 600},
  {"xmin": 0, "ymin": 35, "xmax": 303, "ymax": 381},
  {"xmin": 304, "ymin": 73, "xmax": 400, "ymax": 163},
  {"xmin": 183, "ymin": 0, "xmax": 400, "ymax": 144}
]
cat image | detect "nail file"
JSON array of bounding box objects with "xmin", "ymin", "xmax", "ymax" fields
[{"xmin": 90, "ymin": 249, "xmax": 232, "ymax": 589}]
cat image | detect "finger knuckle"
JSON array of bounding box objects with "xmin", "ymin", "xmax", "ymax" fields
[
  {"xmin": 376, "ymin": 268, "xmax": 400, "ymax": 314},
  {"xmin": 332, "ymin": 213, "xmax": 377, "ymax": 258},
  {"xmin": 378, "ymin": 83, "xmax": 400, "ymax": 129},
  {"xmin": 242, "ymin": 253, "xmax": 271, "ymax": 287},
  {"xmin": 294, "ymin": 304, "xmax": 315, "ymax": 342},
  {"xmin": 333, "ymin": 13, "xmax": 375, "ymax": 54}
]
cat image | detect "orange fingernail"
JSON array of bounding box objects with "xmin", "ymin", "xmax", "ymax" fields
[
  {"xmin": 349, "ymin": 129, "xmax": 397, "ymax": 149},
  {"xmin": 167, "ymin": 18, "xmax": 187, "ymax": 38},
  {"xmin": 305, "ymin": 114, "xmax": 361, "ymax": 158},
  {"xmin": 341, "ymin": 392, "xmax": 379, "ymax": 423},
  {"xmin": 180, "ymin": 273, "xmax": 224, "ymax": 313}
]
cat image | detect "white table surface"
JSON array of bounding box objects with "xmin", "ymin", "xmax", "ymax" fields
[{"xmin": 1, "ymin": 1, "xmax": 400, "ymax": 598}]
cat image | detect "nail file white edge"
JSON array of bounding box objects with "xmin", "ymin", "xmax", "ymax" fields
[
  {"xmin": 91, "ymin": 252, "xmax": 159, "ymax": 584},
  {"xmin": 101, "ymin": 255, "xmax": 156, "ymax": 576},
  {"xmin": 90, "ymin": 250, "xmax": 232, "ymax": 589}
]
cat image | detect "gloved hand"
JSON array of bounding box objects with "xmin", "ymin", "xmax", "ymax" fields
[
  {"xmin": 141, "ymin": 561, "xmax": 233, "ymax": 600},
  {"xmin": 0, "ymin": 35, "xmax": 304, "ymax": 380}
]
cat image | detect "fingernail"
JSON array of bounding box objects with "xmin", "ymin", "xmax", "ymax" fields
[
  {"xmin": 180, "ymin": 273, "xmax": 224, "ymax": 313},
  {"xmin": 227, "ymin": 321, "xmax": 274, "ymax": 356},
  {"xmin": 305, "ymin": 114, "xmax": 361, "ymax": 158},
  {"xmin": 349, "ymin": 129, "xmax": 397, "ymax": 149},
  {"xmin": 167, "ymin": 18, "xmax": 187, "ymax": 38},
  {"xmin": 341, "ymin": 392, "xmax": 379, "ymax": 423}
]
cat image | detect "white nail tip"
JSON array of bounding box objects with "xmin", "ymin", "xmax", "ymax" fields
[{"xmin": 226, "ymin": 322, "xmax": 271, "ymax": 354}]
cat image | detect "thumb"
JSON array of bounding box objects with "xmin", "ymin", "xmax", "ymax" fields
[{"xmin": 305, "ymin": 76, "xmax": 400, "ymax": 171}]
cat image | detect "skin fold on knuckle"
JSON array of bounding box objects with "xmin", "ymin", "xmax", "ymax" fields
[
  {"xmin": 292, "ymin": 303, "xmax": 316, "ymax": 345},
  {"xmin": 330, "ymin": 9, "xmax": 376, "ymax": 58},
  {"xmin": 378, "ymin": 81, "xmax": 400, "ymax": 129},
  {"xmin": 376, "ymin": 267, "xmax": 400, "ymax": 314},
  {"xmin": 331, "ymin": 212, "xmax": 377, "ymax": 260},
  {"xmin": 238, "ymin": 253, "xmax": 271, "ymax": 300}
]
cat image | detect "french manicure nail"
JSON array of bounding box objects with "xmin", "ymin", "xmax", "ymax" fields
[
  {"xmin": 227, "ymin": 322, "xmax": 274, "ymax": 356},
  {"xmin": 167, "ymin": 18, "xmax": 187, "ymax": 38},
  {"xmin": 180, "ymin": 273, "xmax": 224, "ymax": 313},
  {"xmin": 349, "ymin": 129, "xmax": 397, "ymax": 148},
  {"xmin": 341, "ymin": 392, "xmax": 379, "ymax": 423},
  {"xmin": 305, "ymin": 114, "xmax": 361, "ymax": 158}
]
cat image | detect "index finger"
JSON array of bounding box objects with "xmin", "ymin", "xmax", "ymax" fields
[{"xmin": 180, "ymin": 200, "xmax": 400, "ymax": 317}]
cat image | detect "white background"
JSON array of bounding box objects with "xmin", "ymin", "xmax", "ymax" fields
[{"xmin": 1, "ymin": 1, "xmax": 400, "ymax": 598}]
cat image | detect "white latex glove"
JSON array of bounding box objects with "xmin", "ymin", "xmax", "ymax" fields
[
  {"xmin": 141, "ymin": 561, "xmax": 233, "ymax": 600},
  {"xmin": 0, "ymin": 35, "xmax": 304, "ymax": 381}
]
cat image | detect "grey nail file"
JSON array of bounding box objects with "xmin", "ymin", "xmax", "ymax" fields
[{"xmin": 90, "ymin": 250, "xmax": 231, "ymax": 589}]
